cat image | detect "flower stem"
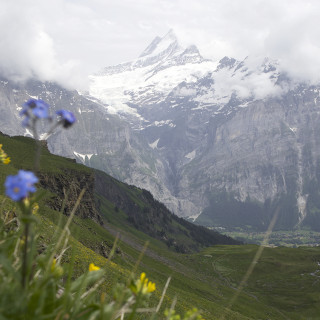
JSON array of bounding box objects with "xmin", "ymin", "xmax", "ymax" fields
[{"xmin": 21, "ymin": 221, "xmax": 29, "ymax": 288}]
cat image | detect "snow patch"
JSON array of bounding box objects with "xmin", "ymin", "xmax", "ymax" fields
[
  {"xmin": 238, "ymin": 102, "xmax": 250, "ymax": 108},
  {"xmin": 152, "ymin": 120, "xmax": 175, "ymax": 128},
  {"xmin": 39, "ymin": 133, "xmax": 48, "ymax": 140},
  {"xmin": 89, "ymin": 60, "xmax": 217, "ymax": 112},
  {"xmin": 149, "ymin": 138, "xmax": 160, "ymax": 149},
  {"xmin": 73, "ymin": 151, "xmax": 95, "ymax": 162},
  {"xmin": 78, "ymin": 109, "xmax": 94, "ymax": 113},
  {"xmin": 24, "ymin": 129, "xmax": 33, "ymax": 138},
  {"xmin": 174, "ymin": 87, "xmax": 197, "ymax": 97},
  {"xmin": 106, "ymin": 102, "xmax": 144, "ymax": 120},
  {"xmin": 185, "ymin": 150, "xmax": 196, "ymax": 160},
  {"xmin": 27, "ymin": 94, "xmax": 39, "ymax": 99}
]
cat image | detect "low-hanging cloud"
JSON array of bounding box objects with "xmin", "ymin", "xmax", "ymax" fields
[
  {"xmin": 212, "ymin": 64, "xmax": 284, "ymax": 102},
  {"xmin": 1, "ymin": 0, "xmax": 320, "ymax": 93},
  {"xmin": 0, "ymin": 1, "xmax": 88, "ymax": 90},
  {"xmin": 173, "ymin": 0, "xmax": 320, "ymax": 88}
]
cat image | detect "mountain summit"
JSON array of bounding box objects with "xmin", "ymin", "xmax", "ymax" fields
[
  {"xmin": 87, "ymin": 31, "xmax": 320, "ymax": 232},
  {"xmin": 99, "ymin": 29, "xmax": 205, "ymax": 76},
  {"xmin": 138, "ymin": 29, "xmax": 182, "ymax": 59},
  {"xmin": 89, "ymin": 30, "xmax": 215, "ymax": 117}
]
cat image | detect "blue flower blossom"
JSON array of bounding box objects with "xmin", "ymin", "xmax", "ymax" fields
[
  {"xmin": 56, "ymin": 110, "xmax": 76, "ymax": 128},
  {"xmin": 5, "ymin": 170, "xmax": 38, "ymax": 201},
  {"xmin": 20, "ymin": 99, "xmax": 50, "ymax": 126}
]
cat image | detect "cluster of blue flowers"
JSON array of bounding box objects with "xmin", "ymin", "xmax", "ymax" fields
[
  {"xmin": 4, "ymin": 99, "xmax": 76, "ymax": 202},
  {"xmin": 5, "ymin": 170, "xmax": 38, "ymax": 201},
  {"xmin": 56, "ymin": 109, "xmax": 76, "ymax": 128},
  {"xmin": 20, "ymin": 99, "xmax": 76, "ymax": 129}
]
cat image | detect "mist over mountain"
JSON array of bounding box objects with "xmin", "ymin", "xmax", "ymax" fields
[
  {"xmin": 2, "ymin": 30, "xmax": 320, "ymax": 232},
  {"xmin": 88, "ymin": 30, "xmax": 320, "ymax": 231}
]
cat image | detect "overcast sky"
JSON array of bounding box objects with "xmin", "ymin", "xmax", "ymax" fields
[{"xmin": 1, "ymin": 0, "xmax": 320, "ymax": 89}]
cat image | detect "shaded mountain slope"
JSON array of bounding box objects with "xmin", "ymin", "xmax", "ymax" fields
[
  {"xmin": 89, "ymin": 30, "xmax": 320, "ymax": 232},
  {"xmin": 0, "ymin": 132, "xmax": 239, "ymax": 253}
]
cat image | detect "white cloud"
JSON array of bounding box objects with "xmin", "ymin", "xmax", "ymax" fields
[
  {"xmin": 0, "ymin": 1, "xmax": 89, "ymax": 89},
  {"xmin": 209, "ymin": 56, "xmax": 286, "ymax": 101},
  {"xmin": 1, "ymin": 0, "xmax": 320, "ymax": 91}
]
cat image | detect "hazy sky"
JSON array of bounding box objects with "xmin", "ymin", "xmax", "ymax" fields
[{"xmin": 1, "ymin": 0, "xmax": 320, "ymax": 89}]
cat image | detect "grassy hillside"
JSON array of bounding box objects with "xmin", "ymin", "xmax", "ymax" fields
[
  {"xmin": 1, "ymin": 132, "xmax": 320, "ymax": 319},
  {"xmin": 0, "ymin": 132, "xmax": 238, "ymax": 252}
]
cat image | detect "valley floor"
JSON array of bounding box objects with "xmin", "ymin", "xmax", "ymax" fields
[
  {"xmin": 100, "ymin": 220, "xmax": 320, "ymax": 319},
  {"xmin": 221, "ymin": 229, "xmax": 320, "ymax": 247}
]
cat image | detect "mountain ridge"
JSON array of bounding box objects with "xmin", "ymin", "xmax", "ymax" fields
[
  {"xmin": 88, "ymin": 30, "xmax": 320, "ymax": 231},
  {"xmin": 0, "ymin": 131, "xmax": 239, "ymax": 252}
]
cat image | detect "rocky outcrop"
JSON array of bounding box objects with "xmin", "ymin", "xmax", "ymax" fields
[
  {"xmin": 87, "ymin": 31, "xmax": 320, "ymax": 231},
  {"xmin": 39, "ymin": 170, "xmax": 103, "ymax": 225},
  {"xmin": 94, "ymin": 170, "xmax": 240, "ymax": 252},
  {"xmin": 0, "ymin": 77, "xmax": 186, "ymax": 218}
]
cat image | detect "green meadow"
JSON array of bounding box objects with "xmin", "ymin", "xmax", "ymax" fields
[{"xmin": 1, "ymin": 133, "xmax": 320, "ymax": 319}]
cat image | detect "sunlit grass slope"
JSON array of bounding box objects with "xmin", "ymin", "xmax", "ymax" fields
[{"xmin": 1, "ymin": 132, "xmax": 320, "ymax": 319}]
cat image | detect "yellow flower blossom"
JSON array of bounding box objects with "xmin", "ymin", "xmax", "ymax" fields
[
  {"xmin": 32, "ymin": 203, "xmax": 39, "ymax": 214},
  {"xmin": 135, "ymin": 272, "xmax": 156, "ymax": 294},
  {"xmin": 3, "ymin": 157, "xmax": 10, "ymax": 164},
  {"xmin": 51, "ymin": 258, "xmax": 64, "ymax": 277},
  {"xmin": 51, "ymin": 258, "xmax": 57, "ymax": 272},
  {"xmin": 0, "ymin": 144, "xmax": 10, "ymax": 164},
  {"xmin": 89, "ymin": 263, "xmax": 100, "ymax": 271}
]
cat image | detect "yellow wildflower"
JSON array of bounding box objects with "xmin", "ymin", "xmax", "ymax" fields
[
  {"xmin": 3, "ymin": 157, "xmax": 10, "ymax": 164},
  {"xmin": 147, "ymin": 281, "xmax": 156, "ymax": 292},
  {"xmin": 0, "ymin": 145, "xmax": 10, "ymax": 164},
  {"xmin": 32, "ymin": 203, "xmax": 39, "ymax": 214},
  {"xmin": 135, "ymin": 272, "xmax": 156, "ymax": 294},
  {"xmin": 89, "ymin": 263, "xmax": 100, "ymax": 271},
  {"xmin": 22, "ymin": 198, "xmax": 30, "ymax": 209},
  {"xmin": 51, "ymin": 258, "xmax": 57, "ymax": 272},
  {"xmin": 51, "ymin": 258, "xmax": 64, "ymax": 277}
]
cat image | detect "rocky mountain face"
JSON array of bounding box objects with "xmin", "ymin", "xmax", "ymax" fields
[
  {"xmin": 0, "ymin": 75, "xmax": 190, "ymax": 216},
  {"xmin": 0, "ymin": 132, "xmax": 239, "ymax": 252},
  {"xmin": 88, "ymin": 30, "xmax": 320, "ymax": 231},
  {"xmin": 2, "ymin": 30, "xmax": 320, "ymax": 232}
]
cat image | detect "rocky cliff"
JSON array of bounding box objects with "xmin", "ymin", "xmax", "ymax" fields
[
  {"xmin": 0, "ymin": 76, "xmax": 190, "ymax": 217},
  {"xmin": 0, "ymin": 132, "xmax": 238, "ymax": 252},
  {"xmin": 88, "ymin": 31, "xmax": 320, "ymax": 231},
  {"xmin": 39, "ymin": 170, "xmax": 103, "ymax": 225}
]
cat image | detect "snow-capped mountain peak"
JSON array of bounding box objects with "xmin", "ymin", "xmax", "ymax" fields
[
  {"xmin": 89, "ymin": 30, "xmax": 216, "ymax": 118},
  {"xmin": 139, "ymin": 29, "xmax": 181, "ymax": 59}
]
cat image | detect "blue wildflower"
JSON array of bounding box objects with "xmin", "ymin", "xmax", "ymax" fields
[
  {"xmin": 5, "ymin": 170, "xmax": 38, "ymax": 201},
  {"xmin": 20, "ymin": 99, "xmax": 50, "ymax": 126},
  {"xmin": 56, "ymin": 110, "xmax": 76, "ymax": 128}
]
